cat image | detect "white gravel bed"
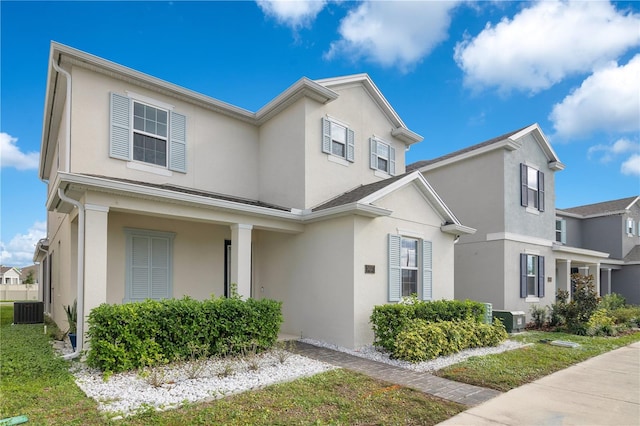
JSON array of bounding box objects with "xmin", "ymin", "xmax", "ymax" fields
[
  {"xmin": 300, "ymin": 338, "xmax": 526, "ymax": 372},
  {"xmin": 55, "ymin": 341, "xmax": 335, "ymax": 419}
]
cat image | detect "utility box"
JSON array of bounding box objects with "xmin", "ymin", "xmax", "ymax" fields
[
  {"xmin": 13, "ymin": 301, "xmax": 44, "ymax": 324},
  {"xmin": 492, "ymin": 310, "xmax": 526, "ymax": 333}
]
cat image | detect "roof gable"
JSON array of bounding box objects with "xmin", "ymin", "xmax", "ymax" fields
[{"xmin": 408, "ymin": 123, "xmax": 564, "ymax": 172}]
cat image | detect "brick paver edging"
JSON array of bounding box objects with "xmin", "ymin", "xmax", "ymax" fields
[{"xmin": 292, "ymin": 341, "xmax": 501, "ymax": 406}]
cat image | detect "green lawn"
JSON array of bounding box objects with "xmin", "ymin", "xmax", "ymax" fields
[
  {"xmin": 436, "ymin": 330, "xmax": 640, "ymax": 392},
  {"xmin": 0, "ymin": 305, "xmax": 462, "ymax": 425}
]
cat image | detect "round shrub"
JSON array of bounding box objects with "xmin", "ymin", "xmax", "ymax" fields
[
  {"xmin": 393, "ymin": 319, "xmax": 445, "ymax": 362},
  {"xmin": 587, "ymin": 309, "xmax": 617, "ymax": 336}
]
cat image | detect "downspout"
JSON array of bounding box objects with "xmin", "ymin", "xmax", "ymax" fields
[
  {"xmin": 51, "ymin": 60, "xmax": 71, "ymax": 173},
  {"xmin": 58, "ymin": 188, "xmax": 85, "ymax": 360}
]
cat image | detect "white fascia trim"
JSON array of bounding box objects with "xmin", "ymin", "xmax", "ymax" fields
[
  {"xmin": 555, "ymin": 209, "xmax": 582, "ymax": 219},
  {"xmin": 486, "ymin": 232, "xmax": 553, "ymax": 247},
  {"xmin": 391, "ymin": 127, "xmax": 423, "ymax": 145},
  {"xmin": 418, "ymin": 138, "xmax": 521, "ymax": 172},
  {"xmin": 625, "ymin": 196, "xmax": 640, "ymax": 210},
  {"xmin": 302, "ymin": 203, "xmax": 392, "ymax": 223},
  {"xmin": 510, "ymin": 123, "xmax": 563, "ymax": 167},
  {"xmin": 55, "ymin": 172, "xmax": 301, "ymax": 221},
  {"xmin": 441, "ymin": 223, "xmax": 476, "ymax": 236},
  {"xmin": 256, "ymin": 78, "xmax": 338, "ymax": 125},
  {"xmin": 552, "ymin": 244, "xmax": 610, "ymax": 259}
]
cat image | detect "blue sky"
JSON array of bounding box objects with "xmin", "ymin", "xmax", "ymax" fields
[{"xmin": 1, "ymin": 0, "xmax": 639, "ymax": 267}]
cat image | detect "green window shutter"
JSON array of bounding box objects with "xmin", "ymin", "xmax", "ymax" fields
[
  {"xmin": 370, "ymin": 138, "xmax": 377, "ymax": 170},
  {"xmin": 389, "ymin": 146, "xmax": 396, "ymax": 176},
  {"xmin": 388, "ymin": 234, "xmax": 401, "ymax": 302},
  {"xmin": 110, "ymin": 92, "xmax": 130, "ymax": 160},
  {"xmin": 520, "ymin": 163, "xmax": 528, "ymax": 207},
  {"xmin": 520, "ymin": 253, "xmax": 527, "ymax": 298},
  {"xmin": 169, "ymin": 111, "xmax": 187, "ymax": 173},
  {"xmin": 321, "ymin": 118, "xmax": 331, "ymax": 154},
  {"xmin": 538, "ymin": 170, "xmax": 545, "ymax": 211},
  {"xmin": 422, "ymin": 240, "xmax": 432, "ymax": 300},
  {"xmin": 346, "ymin": 128, "xmax": 355, "ymax": 162},
  {"xmin": 537, "ymin": 256, "xmax": 545, "ymax": 297}
]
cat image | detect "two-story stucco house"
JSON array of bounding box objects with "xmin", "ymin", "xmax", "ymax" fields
[
  {"xmin": 557, "ymin": 196, "xmax": 640, "ymax": 304},
  {"xmin": 409, "ymin": 124, "xmax": 609, "ymax": 317},
  {"xmin": 36, "ymin": 42, "xmax": 474, "ymax": 351}
]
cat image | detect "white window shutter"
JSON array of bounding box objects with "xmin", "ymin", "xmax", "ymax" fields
[
  {"xmin": 538, "ymin": 170, "xmax": 545, "ymax": 211},
  {"xmin": 346, "ymin": 128, "xmax": 355, "ymax": 162},
  {"xmin": 560, "ymin": 219, "xmax": 567, "ymax": 244},
  {"xmin": 110, "ymin": 92, "xmax": 130, "ymax": 160},
  {"xmin": 370, "ymin": 138, "xmax": 377, "ymax": 170},
  {"xmin": 169, "ymin": 111, "xmax": 187, "ymax": 173},
  {"xmin": 389, "ymin": 146, "xmax": 396, "ymax": 176},
  {"xmin": 388, "ymin": 234, "xmax": 401, "ymax": 302},
  {"xmin": 321, "ymin": 118, "xmax": 331, "ymax": 154},
  {"xmin": 150, "ymin": 237, "xmax": 170, "ymax": 299},
  {"xmin": 422, "ymin": 240, "xmax": 432, "ymax": 300}
]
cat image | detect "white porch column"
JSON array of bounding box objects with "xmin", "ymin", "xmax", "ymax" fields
[
  {"xmin": 230, "ymin": 224, "xmax": 253, "ymax": 299},
  {"xmin": 588, "ymin": 263, "xmax": 600, "ymax": 296},
  {"xmin": 83, "ymin": 204, "xmax": 109, "ymax": 335},
  {"xmin": 557, "ymin": 260, "xmax": 571, "ymax": 295},
  {"xmin": 600, "ymin": 268, "xmax": 612, "ymax": 296}
]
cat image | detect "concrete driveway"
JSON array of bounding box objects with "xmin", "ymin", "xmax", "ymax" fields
[{"xmin": 438, "ymin": 341, "xmax": 640, "ymax": 425}]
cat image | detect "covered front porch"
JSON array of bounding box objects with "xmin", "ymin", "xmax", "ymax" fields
[{"xmin": 553, "ymin": 244, "xmax": 610, "ymax": 298}]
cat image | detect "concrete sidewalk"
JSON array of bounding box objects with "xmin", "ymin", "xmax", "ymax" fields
[{"xmin": 438, "ymin": 341, "xmax": 640, "ymax": 425}]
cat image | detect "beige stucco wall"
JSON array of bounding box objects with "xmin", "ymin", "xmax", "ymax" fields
[
  {"xmin": 67, "ymin": 66, "xmax": 260, "ymax": 201},
  {"xmin": 46, "ymin": 209, "xmax": 76, "ymax": 331}
]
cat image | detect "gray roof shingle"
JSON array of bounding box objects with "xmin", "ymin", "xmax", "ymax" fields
[
  {"xmin": 313, "ymin": 173, "xmax": 408, "ymax": 211},
  {"xmin": 560, "ymin": 196, "xmax": 639, "ymax": 217}
]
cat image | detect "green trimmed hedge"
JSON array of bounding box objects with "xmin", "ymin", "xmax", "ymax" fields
[
  {"xmin": 86, "ymin": 296, "xmax": 283, "ymax": 373},
  {"xmin": 370, "ymin": 298, "xmax": 487, "ymax": 352},
  {"xmin": 393, "ymin": 319, "xmax": 508, "ymax": 362}
]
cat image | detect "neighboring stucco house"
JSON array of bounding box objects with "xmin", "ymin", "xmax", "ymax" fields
[
  {"xmin": 557, "ymin": 196, "xmax": 640, "ymax": 304},
  {"xmin": 36, "ymin": 42, "xmax": 473, "ymax": 350},
  {"xmin": 0, "ymin": 266, "xmax": 21, "ymax": 285},
  {"xmin": 409, "ymin": 124, "xmax": 609, "ymax": 317}
]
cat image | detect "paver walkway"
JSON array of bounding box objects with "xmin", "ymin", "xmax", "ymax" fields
[{"xmin": 292, "ymin": 341, "xmax": 501, "ymax": 406}]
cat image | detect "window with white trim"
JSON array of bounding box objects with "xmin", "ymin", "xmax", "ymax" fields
[
  {"xmin": 370, "ymin": 138, "xmax": 395, "ymax": 175},
  {"xmin": 520, "ymin": 253, "xmax": 545, "ymax": 298},
  {"xmin": 124, "ymin": 229, "xmax": 174, "ymax": 302},
  {"xmin": 555, "ymin": 219, "xmax": 566, "ymax": 244},
  {"xmin": 388, "ymin": 234, "xmax": 432, "ymax": 301},
  {"xmin": 627, "ymin": 218, "xmax": 636, "ymax": 236},
  {"xmin": 520, "ymin": 164, "xmax": 544, "ymax": 211},
  {"xmin": 110, "ymin": 92, "xmax": 187, "ymax": 172},
  {"xmin": 322, "ymin": 117, "xmax": 354, "ymax": 162}
]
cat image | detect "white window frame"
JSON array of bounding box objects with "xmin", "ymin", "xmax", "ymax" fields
[
  {"xmin": 627, "ymin": 218, "xmax": 636, "ymax": 236},
  {"xmin": 388, "ymin": 234, "xmax": 432, "ymax": 302},
  {"xmin": 371, "ymin": 137, "xmax": 395, "ymax": 176},
  {"xmin": 555, "ymin": 218, "xmax": 566, "ymax": 244},
  {"xmin": 124, "ymin": 228, "xmax": 175, "ymax": 303},
  {"xmin": 132, "ymin": 100, "xmax": 169, "ymax": 168},
  {"xmin": 521, "ymin": 163, "xmax": 545, "ymax": 212},
  {"xmin": 322, "ymin": 117, "xmax": 354, "ymax": 163},
  {"xmin": 400, "ymin": 237, "xmax": 419, "ymax": 298}
]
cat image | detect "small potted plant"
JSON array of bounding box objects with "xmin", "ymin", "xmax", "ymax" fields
[{"xmin": 64, "ymin": 299, "xmax": 78, "ymax": 350}]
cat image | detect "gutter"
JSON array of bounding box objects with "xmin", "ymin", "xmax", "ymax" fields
[
  {"xmin": 51, "ymin": 60, "xmax": 71, "ymax": 173},
  {"xmin": 58, "ymin": 188, "xmax": 85, "ymax": 360}
]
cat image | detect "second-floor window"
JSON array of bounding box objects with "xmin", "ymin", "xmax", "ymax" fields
[
  {"xmin": 110, "ymin": 92, "xmax": 187, "ymax": 173},
  {"xmin": 322, "ymin": 117, "xmax": 354, "ymax": 162},
  {"xmin": 133, "ymin": 102, "xmax": 168, "ymax": 167},
  {"xmin": 627, "ymin": 218, "xmax": 636, "ymax": 236},
  {"xmin": 555, "ymin": 219, "xmax": 566, "ymax": 244},
  {"xmin": 370, "ymin": 137, "xmax": 396, "ymax": 175},
  {"xmin": 520, "ymin": 164, "xmax": 545, "ymax": 212}
]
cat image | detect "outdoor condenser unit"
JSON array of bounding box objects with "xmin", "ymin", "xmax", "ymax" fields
[
  {"xmin": 492, "ymin": 310, "xmax": 526, "ymax": 333},
  {"xmin": 13, "ymin": 301, "xmax": 44, "ymax": 324}
]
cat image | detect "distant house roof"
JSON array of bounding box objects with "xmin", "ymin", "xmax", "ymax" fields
[
  {"xmin": 624, "ymin": 245, "xmax": 640, "ymax": 262},
  {"xmin": 558, "ymin": 196, "xmax": 640, "ymax": 218},
  {"xmin": 0, "ymin": 266, "xmax": 20, "ymax": 275},
  {"xmin": 407, "ymin": 123, "xmax": 564, "ymax": 172}
]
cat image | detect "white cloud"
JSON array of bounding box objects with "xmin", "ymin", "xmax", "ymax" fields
[
  {"xmin": 0, "ymin": 132, "xmax": 39, "ymax": 170},
  {"xmin": 256, "ymin": 0, "xmax": 327, "ymax": 30},
  {"xmin": 454, "ymin": 1, "xmax": 640, "ymax": 94},
  {"xmin": 621, "ymin": 154, "xmax": 640, "ymax": 176},
  {"xmin": 550, "ymin": 55, "xmax": 640, "ymax": 138},
  {"xmin": 0, "ymin": 221, "xmax": 46, "ymax": 267},
  {"xmin": 588, "ymin": 138, "xmax": 640, "ymax": 164},
  {"xmin": 325, "ymin": 1, "xmax": 461, "ymax": 72}
]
